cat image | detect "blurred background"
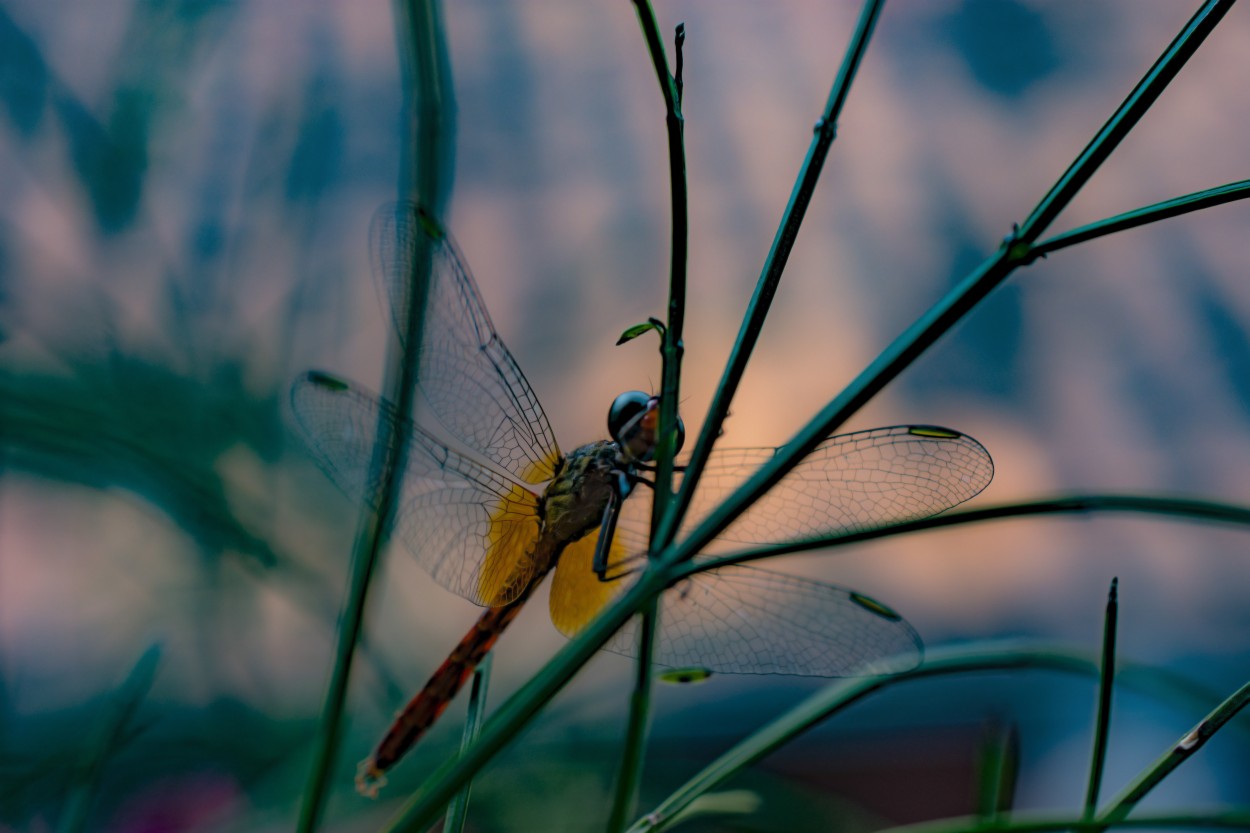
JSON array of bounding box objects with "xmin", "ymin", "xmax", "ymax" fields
[{"xmin": 2, "ymin": 1, "xmax": 1249, "ymax": 830}]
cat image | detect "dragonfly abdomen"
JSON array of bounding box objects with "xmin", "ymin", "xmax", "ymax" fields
[{"xmin": 355, "ymin": 545, "xmax": 559, "ymax": 798}]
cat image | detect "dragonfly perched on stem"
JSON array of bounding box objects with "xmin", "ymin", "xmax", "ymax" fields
[{"xmin": 290, "ymin": 204, "xmax": 994, "ymax": 797}]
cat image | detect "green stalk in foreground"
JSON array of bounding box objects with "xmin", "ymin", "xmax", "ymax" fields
[
  {"xmin": 441, "ymin": 655, "xmax": 492, "ymax": 833},
  {"xmin": 58, "ymin": 644, "xmax": 162, "ymax": 833},
  {"xmin": 607, "ymin": 598, "xmax": 661, "ymax": 833},
  {"xmin": 1097, "ymin": 679, "xmax": 1250, "ymax": 826},
  {"xmin": 686, "ymin": 493, "xmax": 1250, "ymax": 576},
  {"xmin": 1083, "ymin": 578, "xmax": 1119, "ymax": 817},
  {"xmin": 296, "ymin": 1, "xmax": 452, "ymax": 830}
]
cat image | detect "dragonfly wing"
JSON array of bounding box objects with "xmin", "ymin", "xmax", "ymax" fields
[
  {"xmin": 372, "ymin": 204, "xmax": 561, "ymax": 484},
  {"xmin": 682, "ymin": 426, "xmax": 993, "ymax": 547},
  {"xmin": 291, "ymin": 371, "xmax": 544, "ymax": 606},
  {"xmin": 606, "ymin": 564, "xmax": 921, "ymax": 676}
]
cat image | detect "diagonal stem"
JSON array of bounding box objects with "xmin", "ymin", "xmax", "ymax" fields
[
  {"xmin": 296, "ymin": 1, "xmax": 453, "ymax": 830},
  {"xmin": 683, "ymin": 494, "xmax": 1250, "ymax": 576}
]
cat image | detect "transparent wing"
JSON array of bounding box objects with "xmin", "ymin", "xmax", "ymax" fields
[
  {"xmin": 550, "ymin": 425, "xmax": 989, "ymax": 675},
  {"xmin": 372, "ymin": 203, "xmax": 561, "ymax": 484},
  {"xmin": 606, "ymin": 564, "xmax": 921, "ymax": 676},
  {"xmin": 290, "ymin": 371, "xmax": 544, "ymax": 607},
  {"xmin": 615, "ymin": 425, "xmax": 993, "ymax": 550}
]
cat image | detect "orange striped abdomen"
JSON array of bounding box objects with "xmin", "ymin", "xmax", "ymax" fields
[{"xmin": 355, "ymin": 579, "xmax": 539, "ymax": 797}]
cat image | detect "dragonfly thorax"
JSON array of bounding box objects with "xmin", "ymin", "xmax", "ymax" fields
[{"xmin": 540, "ymin": 440, "xmax": 627, "ymax": 545}]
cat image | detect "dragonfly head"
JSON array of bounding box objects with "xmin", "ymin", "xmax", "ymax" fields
[{"xmin": 608, "ymin": 390, "xmax": 684, "ymax": 463}]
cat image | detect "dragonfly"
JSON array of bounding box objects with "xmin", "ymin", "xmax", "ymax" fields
[{"xmin": 289, "ymin": 204, "xmax": 994, "ymax": 797}]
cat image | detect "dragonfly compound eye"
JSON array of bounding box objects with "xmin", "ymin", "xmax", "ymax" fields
[
  {"xmin": 607, "ymin": 390, "xmax": 652, "ymax": 446},
  {"xmin": 608, "ymin": 390, "xmax": 685, "ymax": 461}
]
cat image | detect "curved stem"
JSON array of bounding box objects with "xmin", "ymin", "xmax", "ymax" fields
[
  {"xmin": 681, "ymin": 494, "xmax": 1250, "ymax": 577},
  {"xmin": 627, "ymin": 643, "xmax": 1102, "ymax": 833}
]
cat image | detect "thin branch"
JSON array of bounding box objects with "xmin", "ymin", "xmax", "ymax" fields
[
  {"xmin": 628, "ymin": 1, "xmax": 688, "ymax": 537},
  {"xmin": 682, "ymin": 494, "xmax": 1250, "ymax": 577},
  {"xmin": 1032, "ymin": 179, "xmax": 1250, "ymax": 259},
  {"xmin": 1097, "ymin": 680, "xmax": 1250, "ymax": 826}
]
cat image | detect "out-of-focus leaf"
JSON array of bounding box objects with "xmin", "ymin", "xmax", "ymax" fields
[{"xmin": 0, "ymin": 8, "xmax": 49, "ymax": 136}]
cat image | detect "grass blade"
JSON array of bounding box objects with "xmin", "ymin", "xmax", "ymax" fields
[
  {"xmin": 1084, "ymin": 578, "xmax": 1119, "ymax": 816},
  {"xmin": 58, "ymin": 644, "xmax": 162, "ymax": 833},
  {"xmin": 442, "ymin": 654, "xmax": 492, "ymax": 833},
  {"xmin": 1097, "ymin": 680, "xmax": 1250, "ymax": 826}
]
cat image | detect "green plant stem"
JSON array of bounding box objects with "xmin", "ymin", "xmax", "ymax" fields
[
  {"xmin": 684, "ymin": 494, "xmax": 1250, "ymax": 576},
  {"xmin": 975, "ymin": 721, "xmax": 1019, "ymax": 821},
  {"xmin": 659, "ymin": 0, "xmax": 885, "ymax": 551},
  {"xmin": 626, "ymin": 643, "xmax": 1101, "ymax": 833},
  {"xmin": 867, "ymin": 810, "xmax": 1250, "ymax": 833},
  {"xmin": 442, "ymin": 654, "xmax": 492, "ymax": 833},
  {"xmin": 629, "ymin": 0, "xmax": 687, "ymax": 535},
  {"xmin": 296, "ymin": 2, "xmax": 452, "ymax": 830},
  {"xmin": 1084, "ymin": 578, "xmax": 1119, "ymax": 817},
  {"xmin": 666, "ymin": 0, "xmax": 1234, "ymax": 566},
  {"xmin": 608, "ymin": 598, "xmax": 661, "ymax": 833},
  {"xmin": 1033, "ymin": 179, "xmax": 1250, "ymax": 259},
  {"xmin": 1097, "ymin": 680, "xmax": 1250, "ymax": 826}
]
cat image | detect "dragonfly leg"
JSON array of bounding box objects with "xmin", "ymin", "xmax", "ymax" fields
[{"xmin": 592, "ymin": 486, "xmax": 621, "ymax": 581}]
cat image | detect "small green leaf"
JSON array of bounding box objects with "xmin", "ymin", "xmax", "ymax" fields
[
  {"xmin": 307, "ymin": 371, "xmax": 350, "ymax": 392},
  {"xmin": 849, "ymin": 592, "xmax": 901, "ymax": 621},
  {"xmin": 617, "ymin": 320, "xmax": 663, "ymax": 345},
  {"xmin": 658, "ymin": 667, "xmax": 713, "ymax": 685},
  {"xmin": 908, "ymin": 426, "xmax": 961, "ymax": 439},
  {"xmin": 416, "ymin": 206, "xmax": 446, "ymax": 240}
]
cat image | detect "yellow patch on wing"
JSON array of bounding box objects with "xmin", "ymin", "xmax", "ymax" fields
[
  {"xmin": 521, "ymin": 448, "xmax": 563, "ymax": 485},
  {"xmin": 549, "ymin": 530, "xmax": 633, "ymax": 636},
  {"xmin": 476, "ymin": 483, "xmax": 542, "ymax": 607}
]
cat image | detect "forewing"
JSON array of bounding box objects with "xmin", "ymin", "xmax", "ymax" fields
[
  {"xmin": 290, "ymin": 371, "xmax": 544, "ymax": 606},
  {"xmin": 372, "ymin": 203, "xmax": 561, "ymax": 484},
  {"xmin": 604, "ymin": 564, "xmax": 921, "ymax": 676},
  {"xmin": 683, "ymin": 426, "xmax": 993, "ymax": 548}
]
